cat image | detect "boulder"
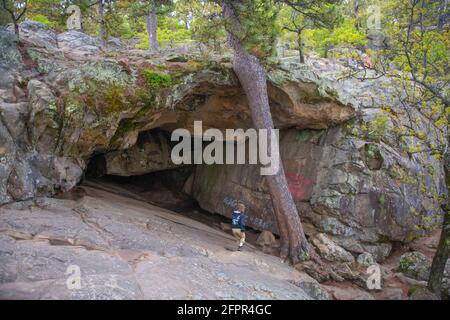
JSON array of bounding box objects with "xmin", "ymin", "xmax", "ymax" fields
[
  {"xmin": 9, "ymin": 21, "xmax": 57, "ymax": 49},
  {"xmin": 329, "ymin": 238, "xmax": 392, "ymax": 262},
  {"xmin": 106, "ymin": 37, "xmax": 123, "ymax": 49},
  {"xmin": 165, "ymin": 53, "xmax": 188, "ymax": 62},
  {"xmin": 289, "ymin": 275, "xmax": 330, "ymax": 300},
  {"xmin": 256, "ymin": 231, "xmax": 278, "ymax": 248},
  {"xmin": 357, "ymin": 252, "xmax": 376, "ymax": 267},
  {"xmin": 57, "ymin": 30, "xmax": 100, "ymax": 53},
  {"xmin": 398, "ymin": 251, "xmax": 450, "ymax": 299},
  {"xmin": 323, "ymin": 285, "xmax": 375, "ymax": 300},
  {"xmin": 311, "ymin": 233, "xmax": 355, "ymax": 263},
  {"xmin": 398, "ymin": 251, "xmax": 431, "ymax": 281}
]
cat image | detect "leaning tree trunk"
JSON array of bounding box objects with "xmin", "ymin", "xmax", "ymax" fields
[
  {"xmin": 145, "ymin": 8, "xmax": 158, "ymax": 52},
  {"xmin": 428, "ymin": 160, "xmax": 450, "ymax": 297},
  {"xmin": 222, "ymin": 3, "xmax": 311, "ymax": 263},
  {"xmin": 270, "ymin": 197, "xmax": 290, "ymax": 259}
]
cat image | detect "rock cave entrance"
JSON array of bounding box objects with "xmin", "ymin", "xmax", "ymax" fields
[
  {"xmin": 84, "ymin": 128, "xmax": 203, "ymax": 214},
  {"xmin": 84, "ymin": 164, "xmax": 265, "ymax": 246},
  {"xmin": 83, "ymin": 129, "xmax": 264, "ymax": 245},
  {"xmin": 81, "ymin": 128, "xmax": 268, "ymax": 249},
  {"xmin": 86, "ymin": 164, "xmax": 229, "ymax": 227}
]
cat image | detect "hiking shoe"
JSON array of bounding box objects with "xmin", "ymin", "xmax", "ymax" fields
[{"xmin": 237, "ymin": 246, "xmax": 243, "ymax": 251}]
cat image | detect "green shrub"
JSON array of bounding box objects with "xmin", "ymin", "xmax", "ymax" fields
[
  {"xmin": 30, "ymin": 15, "xmax": 56, "ymax": 29},
  {"xmin": 143, "ymin": 70, "xmax": 172, "ymax": 89},
  {"xmin": 378, "ymin": 194, "xmax": 386, "ymax": 205}
]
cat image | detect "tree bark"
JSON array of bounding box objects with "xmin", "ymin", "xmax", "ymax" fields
[
  {"xmin": 221, "ymin": 2, "xmax": 311, "ymax": 263},
  {"xmin": 1, "ymin": 0, "xmax": 23, "ymax": 38},
  {"xmin": 13, "ymin": 20, "xmax": 19, "ymax": 36},
  {"xmin": 145, "ymin": 8, "xmax": 158, "ymax": 51},
  {"xmin": 428, "ymin": 160, "xmax": 450, "ymax": 298},
  {"xmin": 353, "ymin": 0, "xmax": 362, "ymax": 30},
  {"xmin": 270, "ymin": 197, "xmax": 289, "ymax": 259},
  {"xmin": 98, "ymin": 0, "xmax": 107, "ymax": 46},
  {"xmin": 297, "ymin": 32, "xmax": 304, "ymax": 63},
  {"xmin": 437, "ymin": 0, "xmax": 447, "ymax": 30}
]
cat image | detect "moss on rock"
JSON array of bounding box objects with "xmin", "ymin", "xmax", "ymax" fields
[{"xmin": 143, "ymin": 70, "xmax": 172, "ymax": 89}]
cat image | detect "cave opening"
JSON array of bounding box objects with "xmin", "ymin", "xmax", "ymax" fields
[
  {"xmin": 81, "ymin": 128, "xmax": 273, "ymax": 249},
  {"xmin": 85, "ymin": 160, "xmax": 221, "ymax": 220},
  {"xmin": 83, "ymin": 165, "xmax": 265, "ymax": 246}
]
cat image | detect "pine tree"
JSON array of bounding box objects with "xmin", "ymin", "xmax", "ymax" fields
[
  {"xmin": 220, "ymin": 0, "xmax": 314, "ymax": 263},
  {"xmin": 1, "ymin": 0, "xmax": 27, "ymax": 36}
]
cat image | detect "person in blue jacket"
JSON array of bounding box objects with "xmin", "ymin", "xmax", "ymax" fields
[{"xmin": 231, "ymin": 202, "xmax": 247, "ymax": 251}]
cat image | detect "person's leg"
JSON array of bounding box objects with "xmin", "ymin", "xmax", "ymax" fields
[
  {"xmin": 232, "ymin": 229, "xmax": 241, "ymax": 247},
  {"xmin": 239, "ymin": 232, "xmax": 246, "ymax": 247},
  {"xmin": 236, "ymin": 231, "xmax": 245, "ymax": 250},
  {"xmin": 232, "ymin": 229, "xmax": 245, "ymax": 250}
]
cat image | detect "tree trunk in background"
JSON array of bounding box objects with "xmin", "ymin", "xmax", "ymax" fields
[
  {"xmin": 222, "ymin": 2, "xmax": 311, "ymax": 263},
  {"xmin": 1, "ymin": 1, "xmax": 20, "ymax": 37},
  {"xmin": 145, "ymin": 8, "xmax": 158, "ymax": 51},
  {"xmin": 98, "ymin": 1, "xmax": 107, "ymax": 46},
  {"xmin": 437, "ymin": 0, "xmax": 447, "ymax": 30},
  {"xmin": 297, "ymin": 32, "xmax": 304, "ymax": 63},
  {"xmin": 13, "ymin": 20, "xmax": 19, "ymax": 36},
  {"xmin": 428, "ymin": 160, "xmax": 450, "ymax": 297},
  {"xmin": 353, "ymin": 0, "xmax": 361, "ymax": 30}
]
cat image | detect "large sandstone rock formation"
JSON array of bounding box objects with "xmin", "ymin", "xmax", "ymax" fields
[
  {"xmin": 184, "ymin": 125, "xmax": 444, "ymax": 260},
  {"xmin": 0, "ymin": 22, "xmax": 446, "ymax": 261},
  {"xmin": 0, "ymin": 21, "xmax": 353, "ymax": 200}
]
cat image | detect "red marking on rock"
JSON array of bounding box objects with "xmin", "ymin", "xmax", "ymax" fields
[
  {"xmin": 286, "ymin": 172, "xmax": 313, "ymax": 185},
  {"xmin": 288, "ymin": 184, "xmax": 305, "ymax": 199},
  {"xmin": 286, "ymin": 172, "xmax": 313, "ymax": 200}
]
